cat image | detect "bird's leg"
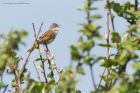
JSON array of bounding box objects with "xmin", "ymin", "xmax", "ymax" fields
[{"xmin": 45, "ymin": 44, "xmax": 50, "ymax": 53}]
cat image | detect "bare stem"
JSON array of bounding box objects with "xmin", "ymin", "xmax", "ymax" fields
[
  {"xmin": 105, "ymin": 11, "xmax": 111, "ymax": 90},
  {"xmin": 107, "ymin": 0, "xmax": 115, "ymax": 32},
  {"xmin": 3, "ymin": 85, "xmax": 8, "ymax": 93},
  {"xmin": 89, "ymin": 65, "xmax": 96, "ymax": 89},
  {"xmin": 106, "ymin": 12, "xmax": 110, "ymax": 60},
  {"xmin": 20, "ymin": 52, "xmax": 32, "ymax": 79},
  {"xmin": 97, "ymin": 68, "xmax": 106, "ymax": 89},
  {"xmin": 13, "ymin": 69, "xmax": 22, "ymax": 93}
]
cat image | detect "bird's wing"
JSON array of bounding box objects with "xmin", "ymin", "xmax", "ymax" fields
[
  {"xmin": 39, "ymin": 31, "xmax": 50, "ymax": 39},
  {"xmin": 39, "ymin": 30, "xmax": 56, "ymax": 44}
]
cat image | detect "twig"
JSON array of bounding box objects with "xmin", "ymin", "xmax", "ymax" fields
[
  {"xmin": 32, "ymin": 23, "xmax": 37, "ymax": 38},
  {"xmin": 97, "ymin": 68, "xmax": 106, "ymax": 89},
  {"xmin": 106, "ymin": 12, "xmax": 110, "ymax": 60},
  {"xmin": 107, "ymin": 0, "xmax": 115, "ymax": 32},
  {"xmin": 3, "ymin": 85, "xmax": 8, "ymax": 93},
  {"xmin": 13, "ymin": 69, "xmax": 22, "ymax": 93},
  {"xmin": 105, "ymin": 11, "xmax": 111, "ymax": 90},
  {"xmin": 38, "ymin": 49, "xmax": 48, "ymax": 83},
  {"xmin": 89, "ymin": 65, "xmax": 96, "ymax": 89},
  {"xmin": 20, "ymin": 51, "xmax": 32, "ymax": 79},
  {"xmin": 33, "ymin": 61, "xmax": 41, "ymax": 81}
]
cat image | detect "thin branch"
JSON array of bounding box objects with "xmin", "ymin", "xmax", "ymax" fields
[
  {"xmin": 104, "ymin": 11, "xmax": 111, "ymax": 90},
  {"xmin": 89, "ymin": 65, "xmax": 96, "ymax": 89},
  {"xmin": 38, "ymin": 49, "xmax": 48, "ymax": 83},
  {"xmin": 32, "ymin": 23, "xmax": 37, "ymax": 38},
  {"xmin": 106, "ymin": 12, "xmax": 110, "ymax": 60},
  {"xmin": 38, "ymin": 22, "xmax": 43, "ymax": 35},
  {"xmin": 107, "ymin": 0, "xmax": 115, "ymax": 32},
  {"xmin": 97, "ymin": 68, "xmax": 106, "ymax": 89},
  {"xmin": 20, "ymin": 52, "xmax": 32, "ymax": 79},
  {"xmin": 13, "ymin": 69, "xmax": 22, "ymax": 93},
  {"xmin": 3, "ymin": 85, "xmax": 8, "ymax": 93}
]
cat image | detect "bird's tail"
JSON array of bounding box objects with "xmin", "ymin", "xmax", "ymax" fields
[
  {"xmin": 27, "ymin": 46, "xmax": 34, "ymax": 52},
  {"xmin": 27, "ymin": 40, "xmax": 39, "ymax": 52}
]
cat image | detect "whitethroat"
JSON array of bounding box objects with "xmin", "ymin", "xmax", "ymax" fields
[{"xmin": 28, "ymin": 23, "xmax": 59, "ymax": 52}]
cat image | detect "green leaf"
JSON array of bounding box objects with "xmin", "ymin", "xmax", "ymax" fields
[
  {"xmin": 70, "ymin": 45, "xmax": 81, "ymax": 61},
  {"xmin": 98, "ymin": 43, "xmax": 114, "ymax": 48},
  {"xmin": 90, "ymin": 14, "xmax": 102, "ymax": 20},
  {"xmin": 131, "ymin": 11, "xmax": 140, "ymax": 16},
  {"xmin": 76, "ymin": 67, "xmax": 85, "ymax": 75},
  {"xmin": 101, "ymin": 59, "xmax": 112, "ymax": 67},
  {"xmin": 79, "ymin": 39, "xmax": 94, "ymax": 51},
  {"xmin": 35, "ymin": 58, "xmax": 41, "ymax": 61},
  {"xmin": 47, "ymin": 72, "xmax": 54, "ymax": 79},
  {"xmin": 80, "ymin": 23, "xmax": 101, "ymax": 38},
  {"xmin": 83, "ymin": 56, "xmax": 93, "ymax": 64},
  {"xmin": 111, "ymin": 32, "xmax": 121, "ymax": 43}
]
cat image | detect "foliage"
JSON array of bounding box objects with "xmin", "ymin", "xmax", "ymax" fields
[{"xmin": 0, "ymin": 0, "xmax": 140, "ymax": 93}]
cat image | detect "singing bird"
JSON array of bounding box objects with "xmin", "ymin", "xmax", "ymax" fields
[{"xmin": 27, "ymin": 23, "xmax": 59, "ymax": 52}]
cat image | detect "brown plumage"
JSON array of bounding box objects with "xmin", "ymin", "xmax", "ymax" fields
[{"xmin": 39, "ymin": 29, "xmax": 57, "ymax": 44}]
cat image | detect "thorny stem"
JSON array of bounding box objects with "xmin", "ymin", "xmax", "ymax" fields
[
  {"xmin": 107, "ymin": 0, "xmax": 120, "ymax": 53},
  {"xmin": 105, "ymin": 11, "xmax": 111, "ymax": 91}
]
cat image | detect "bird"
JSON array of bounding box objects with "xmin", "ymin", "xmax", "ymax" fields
[{"xmin": 27, "ymin": 23, "xmax": 59, "ymax": 52}]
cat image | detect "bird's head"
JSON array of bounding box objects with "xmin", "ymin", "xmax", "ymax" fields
[{"xmin": 49, "ymin": 23, "xmax": 59, "ymax": 32}]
